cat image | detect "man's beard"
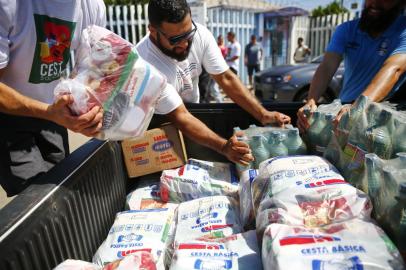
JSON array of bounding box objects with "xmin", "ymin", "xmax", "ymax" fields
[
  {"xmin": 359, "ymin": 4, "xmax": 402, "ymax": 35},
  {"xmin": 156, "ymin": 33, "xmax": 192, "ymax": 62}
]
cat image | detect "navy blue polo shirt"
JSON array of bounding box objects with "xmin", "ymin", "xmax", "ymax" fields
[{"xmin": 327, "ymin": 15, "xmax": 406, "ymax": 102}]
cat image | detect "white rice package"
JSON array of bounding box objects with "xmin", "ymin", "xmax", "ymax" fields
[
  {"xmin": 92, "ymin": 208, "xmax": 176, "ymax": 267},
  {"xmin": 256, "ymin": 182, "xmax": 372, "ymax": 236},
  {"xmin": 54, "ymin": 25, "xmax": 167, "ymax": 140},
  {"xmin": 54, "ymin": 252, "xmax": 157, "ymax": 270},
  {"xmin": 239, "ymin": 169, "xmax": 258, "ymax": 229},
  {"xmin": 252, "ymin": 156, "xmax": 344, "ymax": 216},
  {"xmin": 262, "ymin": 220, "xmax": 405, "ymax": 270},
  {"xmin": 187, "ymin": 159, "xmax": 238, "ymax": 183},
  {"xmin": 174, "ymin": 196, "xmax": 242, "ymax": 243},
  {"xmin": 169, "ymin": 230, "xmax": 262, "ymax": 270},
  {"xmin": 126, "ymin": 183, "xmax": 178, "ymax": 210},
  {"xmin": 160, "ymin": 164, "xmax": 239, "ymax": 203}
]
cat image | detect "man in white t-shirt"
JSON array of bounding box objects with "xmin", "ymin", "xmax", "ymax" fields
[
  {"xmin": 226, "ymin": 31, "xmax": 242, "ymax": 75},
  {"xmin": 136, "ymin": 0, "xmax": 291, "ymax": 125},
  {"xmin": 0, "ymin": 0, "xmax": 106, "ymax": 196},
  {"xmin": 293, "ymin": 37, "xmax": 311, "ymax": 63}
]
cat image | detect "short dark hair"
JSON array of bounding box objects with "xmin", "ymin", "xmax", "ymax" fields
[
  {"xmin": 227, "ymin": 31, "xmax": 235, "ymax": 38},
  {"xmin": 148, "ymin": 0, "xmax": 191, "ymax": 27}
]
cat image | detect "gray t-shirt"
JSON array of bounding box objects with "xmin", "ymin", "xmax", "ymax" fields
[{"xmin": 245, "ymin": 43, "xmax": 262, "ymax": 66}]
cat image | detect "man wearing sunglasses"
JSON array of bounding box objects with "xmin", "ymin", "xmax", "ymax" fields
[{"xmin": 135, "ymin": 0, "xmax": 291, "ymax": 164}]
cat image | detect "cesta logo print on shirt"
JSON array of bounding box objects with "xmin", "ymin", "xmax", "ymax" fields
[{"xmin": 29, "ymin": 14, "xmax": 76, "ymax": 84}]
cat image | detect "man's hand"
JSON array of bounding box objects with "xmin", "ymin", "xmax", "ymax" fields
[
  {"xmin": 47, "ymin": 95, "xmax": 103, "ymax": 137},
  {"xmin": 260, "ymin": 111, "xmax": 291, "ymax": 127},
  {"xmin": 297, "ymin": 100, "xmax": 317, "ymax": 133},
  {"xmin": 221, "ymin": 133, "xmax": 254, "ymax": 165}
]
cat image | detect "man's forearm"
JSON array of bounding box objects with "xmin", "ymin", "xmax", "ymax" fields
[
  {"xmin": 215, "ymin": 70, "xmax": 267, "ymax": 122},
  {"xmin": 307, "ymin": 65, "xmax": 335, "ymax": 103},
  {"xmin": 0, "ymin": 82, "xmax": 51, "ymax": 120}
]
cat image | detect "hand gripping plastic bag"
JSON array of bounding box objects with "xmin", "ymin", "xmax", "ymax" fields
[
  {"xmin": 54, "ymin": 252, "xmax": 157, "ymax": 270},
  {"xmin": 256, "ymin": 182, "xmax": 372, "ymax": 238},
  {"xmin": 251, "ymin": 156, "xmax": 344, "ymax": 216},
  {"xmin": 174, "ymin": 196, "xmax": 242, "ymax": 244},
  {"xmin": 262, "ymin": 220, "xmax": 405, "ymax": 270},
  {"xmin": 169, "ymin": 230, "xmax": 262, "ymax": 270},
  {"xmin": 92, "ymin": 208, "xmax": 176, "ymax": 268},
  {"xmin": 54, "ymin": 25, "xmax": 166, "ymax": 140},
  {"xmin": 160, "ymin": 164, "xmax": 239, "ymax": 203}
]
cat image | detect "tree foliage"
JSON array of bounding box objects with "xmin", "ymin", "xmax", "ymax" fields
[
  {"xmin": 311, "ymin": 1, "xmax": 349, "ymax": 17},
  {"xmin": 104, "ymin": 0, "xmax": 149, "ymax": 5}
]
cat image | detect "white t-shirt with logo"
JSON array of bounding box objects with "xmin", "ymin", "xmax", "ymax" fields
[
  {"xmin": 136, "ymin": 23, "xmax": 229, "ymax": 103},
  {"xmin": 0, "ymin": 0, "xmax": 106, "ymax": 104},
  {"xmin": 226, "ymin": 41, "xmax": 241, "ymax": 72}
]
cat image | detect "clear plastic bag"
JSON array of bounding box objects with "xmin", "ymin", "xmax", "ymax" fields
[
  {"xmin": 238, "ymin": 169, "xmax": 258, "ymax": 230},
  {"xmin": 54, "ymin": 25, "xmax": 166, "ymax": 140}
]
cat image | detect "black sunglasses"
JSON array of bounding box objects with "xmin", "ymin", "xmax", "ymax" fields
[{"xmin": 156, "ymin": 20, "xmax": 197, "ymax": 46}]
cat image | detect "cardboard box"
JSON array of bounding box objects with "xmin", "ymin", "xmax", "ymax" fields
[{"xmin": 121, "ymin": 123, "xmax": 187, "ymax": 178}]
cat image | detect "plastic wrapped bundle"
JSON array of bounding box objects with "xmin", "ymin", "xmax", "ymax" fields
[
  {"xmin": 251, "ymin": 156, "xmax": 344, "ymax": 216},
  {"xmin": 186, "ymin": 159, "xmax": 238, "ymax": 183},
  {"xmin": 239, "ymin": 169, "xmax": 258, "ymax": 229},
  {"xmin": 169, "ymin": 230, "xmax": 262, "ymax": 270},
  {"xmin": 256, "ymin": 182, "xmax": 371, "ymax": 238},
  {"xmin": 92, "ymin": 208, "xmax": 176, "ymax": 268},
  {"xmin": 54, "ymin": 25, "xmax": 166, "ymax": 140},
  {"xmin": 54, "ymin": 253, "xmax": 157, "ymax": 270},
  {"xmin": 126, "ymin": 183, "xmax": 178, "ymax": 210},
  {"xmin": 262, "ymin": 220, "xmax": 405, "ymax": 270},
  {"xmin": 174, "ymin": 196, "xmax": 242, "ymax": 244},
  {"xmin": 160, "ymin": 164, "xmax": 239, "ymax": 203}
]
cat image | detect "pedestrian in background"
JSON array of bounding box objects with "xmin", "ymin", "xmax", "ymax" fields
[
  {"xmin": 245, "ymin": 35, "xmax": 263, "ymax": 89},
  {"xmin": 226, "ymin": 31, "xmax": 241, "ymax": 75},
  {"xmin": 294, "ymin": 37, "xmax": 311, "ymax": 63}
]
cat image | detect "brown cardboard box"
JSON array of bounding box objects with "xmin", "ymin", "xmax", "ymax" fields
[{"xmin": 121, "ymin": 123, "xmax": 187, "ymax": 178}]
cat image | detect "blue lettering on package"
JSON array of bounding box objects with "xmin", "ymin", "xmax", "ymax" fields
[
  {"xmin": 194, "ymin": 259, "xmax": 233, "ymax": 269},
  {"xmin": 152, "ymin": 140, "xmax": 173, "ymax": 152},
  {"xmin": 312, "ymin": 256, "xmax": 363, "ymax": 270},
  {"xmin": 137, "ymin": 159, "xmax": 149, "ymax": 165}
]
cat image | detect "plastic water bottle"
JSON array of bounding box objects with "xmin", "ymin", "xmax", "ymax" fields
[
  {"xmin": 303, "ymin": 105, "xmax": 314, "ymax": 126},
  {"xmin": 233, "ymin": 126, "xmax": 241, "ymax": 134},
  {"xmin": 366, "ymin": 109, "xmax": 394, "ymax": 159},
  {"xmin": 250, "ymin": 135, "xmax": 269, "ymax": 168},
  {"xmin": 285, "ymin": 128, "xmax": 307, "ymax": 155},
  {"xmin": 365, "ymin": 153, "xmax": 382, "ymax": 200},
  {"xmin": 393, "ymin": 119, "xmax": 406, "ymax": 155},
  {"xmin": 307, "ymin": 111, "xmax": 326, "ymax": 154},
  {"xmin": 236, "ymin": 134, "xmax": 253, "ymax": 172},
  {"xmin": 268, "ymin": 131, "xmax": 288, "ymax": 157},
  {"xmin": 316, "ymin": 113, "xmax": 335, "ymax": 155},
  {"xmin": 384, "ymin": 183, "xmax": 406, "ymax": 254},
  {"xmin": 366, "ymin": 102, "xmax": 381, "ymax": 127}
]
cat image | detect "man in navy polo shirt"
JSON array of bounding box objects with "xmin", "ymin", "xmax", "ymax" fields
[{"xmin": 297, "ymin": 0, "xmax": 406, "ymax": 131}]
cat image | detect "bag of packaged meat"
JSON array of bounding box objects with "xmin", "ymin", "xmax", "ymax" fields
[
  {"xmin": 54, "ymin": 25, "xmax": 166, "ymax": 140},
  {"xmin": 92, "ymin": 208, "xmax": 176, "ymax": 268},
  {"xmin": 169, "ymin": 230, "xmax": 262, "ymax": 270},
  {"xmin": 262, "ymin": 220, "xmax": 405, "ymax": 270},
  {"xmin": 174, "ymin": 196, "xmax": 242, "ymax": 244},
  {"xmin": 251, "ymin": 156, "xmax": 344, "ymax": 216},
  {"xmin": 54, "ymin": 252, "xmax": 157, "ymax": 270},
  {"xmin": 160, "ymin": 164, "xmax": 239, "ymax": 203}
]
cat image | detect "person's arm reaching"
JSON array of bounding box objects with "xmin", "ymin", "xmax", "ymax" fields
[
  {"xmin": 362, "ymin": 53, "xmax": 406, "ymax": 101},
  {"xmin": 0, "ymin": 71, "xmax": 103, "ymax": 136},
  {"xmin": 166, "ymin": 104, "xmax": 253, "ymax": 165},
  {"xmin": 296, "ymin": 52, "xmax": 342, "ymax": 132},
  {"xmin": 212, "ymin": 69, "xmax": 291, "ymax": 126}
]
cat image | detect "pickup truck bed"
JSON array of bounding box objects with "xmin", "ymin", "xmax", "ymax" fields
[{"xmin": 0, "ymin": 103, "xmax": 301, "ymax": 270}]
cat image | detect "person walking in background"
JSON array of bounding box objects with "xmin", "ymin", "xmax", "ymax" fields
[
  {"xmin": 217, "ymin": 34, "xmax": 228, "ymax": 59},
  {"xmin": 245, "ymin": 35, "xmax": 263, "ymax": 89},
  {"xmin": 226, "ymin": 31, "xmax": 241, "ymax": 75},
  {"xmin": 293, "ymin": 37, "xmax": 311, "ymax": 63}
]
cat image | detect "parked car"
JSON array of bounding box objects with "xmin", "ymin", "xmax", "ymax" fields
[{"xmin": 254, "ymin": 55, "xmax": 344, "ymax": 103}]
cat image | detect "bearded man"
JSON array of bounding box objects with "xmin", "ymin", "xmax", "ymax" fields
[
  {"xmin": 297, "ymin": 0, "xmax": 406, "ymax": 132},
  {"xmin": 135, "ymin": 0, "xmax": 291, "ymax": 126}
]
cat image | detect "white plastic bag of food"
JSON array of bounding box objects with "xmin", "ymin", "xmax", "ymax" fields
[
  {"xmin": 169, "ymin": 230, "xmax": 262, "ymax": 270},
  {"xmin": 256, "ymin": 182, "xmax": 371, "ymax": 237},
  {"xmin": 239, "ymin": 169, "xmax": 258, "ymax": 229},
  {"xmin": 54, "ymin": 25, "xmax": 166, "ymax": 140},
  {"xmin": 174, "ymin": 196, "xmax": 242, "ymax": 244},
  {"xmin": 160, "ymin": 164, "xmax": 239, "ymax": 203},
  {"xmin": 262, "ymin": 220, "xmax": 405, "ymax": 270},
  {"xmin": 251, "ymin": 156, "xmax": 344, "ymax": 216},
  {"xmin": 187, "ymin": 159, "xmax": 238, "ymax": 183},
  {"xmin": 92, "ymin": 208, "xmax": 176, "ymax": 267},
  {"xmin": 126, "ymin": 183, "xmax": 178, "ymax": 210},
  {"xmin": 54, "ymin": 252, "xmax": 157, "ymax": 270}
]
